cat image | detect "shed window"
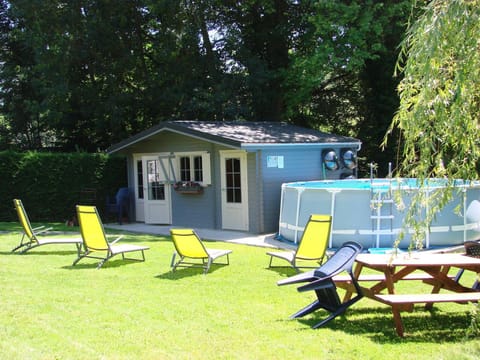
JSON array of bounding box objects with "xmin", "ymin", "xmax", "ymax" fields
[
  {"xmin": 225, "ymin": 158, "xmax": 241, "ymax": 203},
  {"xmin": 176, "ymin": 152, "xmax": 210, "ymax": 185},
  {"xmin": 179, "ymin": 157, "xmax": 192, "ymax": 181},
  {"xmin": 136, "ymin": 160, "xmax": 144, "ymax": 199}
]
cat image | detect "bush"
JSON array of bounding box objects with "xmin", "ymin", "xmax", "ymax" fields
[{"xmin": 0, "ymin": 151, "xmax": 126, "ymax": 222}]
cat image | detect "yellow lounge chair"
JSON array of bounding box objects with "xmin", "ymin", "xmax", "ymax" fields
[
  {"xmin": 12, "ymin": 199, "xmax": 82, "ymax": 254},
  {"xmin": 267, "ymin": 214, "xmax": 332, "ymax": 272},
  {"xmin": 169, "ymin": 229, "xmax": 232, "ymax": 274},
  {"xmin": 74, "ymin": 205, "xmax": 149, "ymax": 269}
]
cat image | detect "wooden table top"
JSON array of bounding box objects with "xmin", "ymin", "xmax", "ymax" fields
[{"xmin": 355, "ymin": 253, "xmax": 480, "ymax": 267}]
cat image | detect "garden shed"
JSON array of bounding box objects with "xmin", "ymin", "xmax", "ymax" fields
[{"xmin": 107, "ymin": 121, "xmax": 361, "ymax": 233}]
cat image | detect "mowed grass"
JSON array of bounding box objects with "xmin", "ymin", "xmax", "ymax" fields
[{"xmin": 1, "ymin": 222, "xmax": 480, "ymax": 360}]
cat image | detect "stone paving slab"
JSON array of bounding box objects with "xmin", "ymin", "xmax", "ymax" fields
[{"xmin": 104, "ymin": 223, "xmax": 296, "ymax": 250}]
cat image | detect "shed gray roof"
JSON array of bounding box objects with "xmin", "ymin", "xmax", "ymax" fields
[{"xmin": 107, "ymin": 120, "xmax": 361, "ymax": 154}]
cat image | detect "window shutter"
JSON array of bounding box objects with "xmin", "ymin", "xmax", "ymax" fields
[{"xmin": 202, "ymin": 152, "xmax": 211, "ymax": 185}]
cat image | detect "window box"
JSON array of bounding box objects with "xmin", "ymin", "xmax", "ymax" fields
[{"xmin": 173, "ymin": 181, "xmax": 204, "ymax": 194}]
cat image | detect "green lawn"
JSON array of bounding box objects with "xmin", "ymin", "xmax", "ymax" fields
[{"xmin": 1, "ymin": 223, "xmax": 479, "ymax": 359}]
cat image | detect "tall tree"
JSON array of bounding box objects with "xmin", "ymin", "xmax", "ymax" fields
[
  {"xmin": 357, "ymin": 0, "xmax": 412, "ymax": 176},
  {"xmin": 283, "ymin": 0, "xmax": 411, "ymax": 176},
  {"xmin": 0, "ymin": 0, "xmax": 411, "ymax": 162}
]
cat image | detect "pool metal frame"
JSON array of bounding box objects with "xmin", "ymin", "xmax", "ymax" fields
[{"xmin": 278, "ymin": 178, "xmax": 480, "ymax": 249}]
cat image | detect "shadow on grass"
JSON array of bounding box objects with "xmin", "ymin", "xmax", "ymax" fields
[
  {"xmin": 0, "ymin": 249, "xmax": 79, "ymax": 256},
  {"xmin": 156, "ymin": 263, "xmax": 230, "ymax": 279},
  {"xmin": 265, "ymin": 266, "xmax": 299, "ymax": 278},
  {"xmin": 290, "ymin": 306, "xmax": 475, "ymax": 343},
  {"xmin": 61, "ymin": 258, "xmax": 147, "ymax": 270}
]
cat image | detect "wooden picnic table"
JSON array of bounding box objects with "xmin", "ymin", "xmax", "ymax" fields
[{"xmin": 334, "ymin": 252, "xmax": 480, "ymax": 337}]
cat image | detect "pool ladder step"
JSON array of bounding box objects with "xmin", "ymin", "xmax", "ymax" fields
[
  {"xmin": 370, "ymin": 184, "xmax": 394, "ymax": 247},
  {"xmin": 371, "ymin": 199, "xmax": 394, "ymax": 204},
  {"xmin": 370, "ymin": 215, "xmax": 395, "ymax": 219}
]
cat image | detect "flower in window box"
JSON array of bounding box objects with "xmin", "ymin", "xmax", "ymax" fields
[{"xmin": 174, "ymin": 181, "xmax": 203, "ymax": 193}]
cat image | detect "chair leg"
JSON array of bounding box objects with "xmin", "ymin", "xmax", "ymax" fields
[
  {"xmin": 19, "ymin": 244, "xmax": 38, "ymax": 254},
  {"xmin": 72, "ymin": 251, "xmax": 88, "ymax": 266},
  {"xmin": 96, "ymin": 258, "xmax": 108, "ymax": 269},
  {"xmin": 75, "ymin": 243, "xmax": 82, "ymax": 258},
  {"xmin": 95, "ymin": 251, "xmax": 114, "ymax": 269},
  {"xmin": 120, "ymin": 250, "xmax": 146, "ymax": 262},
  {"xmin": 311, "ymin": 294, "xmax": 364, "ymax": 329},
  {"xmin": 205, "ymin": 257, "xmax": 213, "ymax": 274},
  {"xmin": 311, "ymin": 312, "xmax": 340, "ymax": 329},
  {"xmin": 473, "ymin": 280, "xmax": 480, "ymax": 290},
  {"xmin": 291, "ymin": 260, "xmax": 300, "ymax": 273},
  {"xmin": 311, "ymin": 304, "xmax": 349, "ymax": 329},
  {"xmin": 290, "ymin": 300, "xmax": 324, "ymax": 319},
  {"xmin": 170, "ymin": 253, "xmax": 176, "ymax": 270},
  {"xmin": 171, "ymin": 253, "xmax": 184, "ymax": 271},
  {"xmin": 11, "ymin": 234, "xmax": 28, "ymax": 253},
  {"xmin": 12, "ymin": 243, "xmax": 28, "ymax": 252}
]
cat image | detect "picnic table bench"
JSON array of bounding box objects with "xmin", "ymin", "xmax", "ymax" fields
[{"xmin": 334, "ymin": 253, "xmax": 480, "ymax": 337}]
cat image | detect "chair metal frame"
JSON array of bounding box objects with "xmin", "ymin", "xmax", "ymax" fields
[
  {"xmin": 267, "ymin": 214, "xmax": 332, "ymax": 272},
  {"xmin": 11, "ymin": 199, "xmax": 82, "ymax": 255},
  {"xmin": 170, "ymin": 229, "xmax": 232, "ymax": 274},
  {"xmin": 74, "ymin": 205, "xmax": 148, "ymax": 269}
]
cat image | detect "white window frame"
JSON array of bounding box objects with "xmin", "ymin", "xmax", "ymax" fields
[{"xmin": 174, "ymin": 151, "xmax": 211, "ymax": 186}]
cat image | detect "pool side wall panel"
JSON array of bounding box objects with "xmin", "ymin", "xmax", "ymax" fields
[{"xmin": 279, "ymin": 180, "xmax": 480, "ymax": 249}]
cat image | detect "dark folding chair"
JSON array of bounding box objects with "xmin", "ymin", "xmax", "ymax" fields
[
  {"xmin": 106, "ymin": 187, "xmax": 130, "ymax": 224},
  {"xmin": 277, "ymin": 241, "xmax": 363, "ymax": 329},
  {"xmin": 454, "ymin": 240, "xmax": 480, "ymax": 290}
]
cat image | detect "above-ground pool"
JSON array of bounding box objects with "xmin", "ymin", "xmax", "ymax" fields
[{"xmin": 278, "ymin": 178, "xmax": 480, "ymax": 249}]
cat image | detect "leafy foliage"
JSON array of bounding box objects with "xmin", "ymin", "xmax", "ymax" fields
[
  {"xmin": 0, "ymin": 0, "xmax": 412, "ymax": 172},
  {"xmin": 0, "ymin": 151, "xmax": 126, "ymax": 221},
  {"xmin": 384, "ymin": 0, "xmax": 480, "ymax": 248},
  {"xmin": 388, "ymin": 0, "xmax": 480, "ymax": 181}
]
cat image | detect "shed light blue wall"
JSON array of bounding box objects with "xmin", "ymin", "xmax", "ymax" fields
[{"xmin": 254, "ymin": 146, "xmax": 356, "ymax": 233}]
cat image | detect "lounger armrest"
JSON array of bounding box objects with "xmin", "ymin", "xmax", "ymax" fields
[
  {"xmin": 277, "ymin": 270, "xmax": 317, "ymax": 286},
  {"xmin": 33, "ymin": 226, "xmax": 53, "ymax": 234},
  {"xmin": 109, "ymin": 235, "xmax": 124, "ymax": 245}
]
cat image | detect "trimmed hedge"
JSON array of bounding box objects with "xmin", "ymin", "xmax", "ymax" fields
[{"xmin": 0, "ymin": 151, "xmax": 127, "ymax": 222}]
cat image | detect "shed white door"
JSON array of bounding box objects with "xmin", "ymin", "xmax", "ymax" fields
[
  {"xmin": 143, "ymin": 156, "xmax": 172, "ymax": 224},
  {"xmin": 220, "ymin": 151, "xmax": 249, "ymax": 231}
]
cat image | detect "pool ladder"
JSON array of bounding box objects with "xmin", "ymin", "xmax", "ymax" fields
[{"xmin": 370, "ymin": 182, "xmax": 395, "ymax": 248}]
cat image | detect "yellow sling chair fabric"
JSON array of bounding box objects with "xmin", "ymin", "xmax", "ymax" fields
[
  {"xmin": 170, "ymin": 229, "xmax": 232, "ymax": 274},
  {"xmin": 267, "ymin": 214, "xmax": 332, "ymax": 272},
  {"xmin": 12, "ymin": 199, "xmax": 82, "ymax": 254},
  {"xmin": 74, "ymin": 205, "xmax": 149, "ymax": 269}
]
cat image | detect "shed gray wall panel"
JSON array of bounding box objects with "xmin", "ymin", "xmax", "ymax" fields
[
  {"xmin": 124, "ymin": 131, "xmax": 223, "ymax": 229},
  {"xmin": 171, "ymin": 186, "xmax": 216, "ymax": 228},
  {"xmin": 246, "ymin": 152, "xmax": 261, "ymax": 233}
]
